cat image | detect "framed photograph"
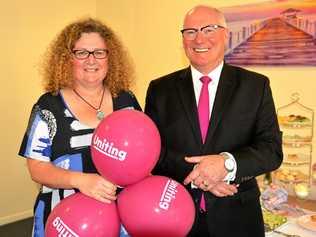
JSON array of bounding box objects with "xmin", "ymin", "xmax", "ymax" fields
[{"xmin": 223, "ymin": 0, "xmax": 316, "ymax": 66}]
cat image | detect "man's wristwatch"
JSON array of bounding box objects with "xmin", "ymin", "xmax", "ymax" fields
[{"xmin": 220, "ymin": 152, "xmax": 235, "ymax": 172}]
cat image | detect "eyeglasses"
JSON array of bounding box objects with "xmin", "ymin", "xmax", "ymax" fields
[
  {"xmin": 181, "ymin": 24, "xmax": 225, "ymax": 40},
  {"xmin": 72, "ymin": 49, "xmax": 109, "ymax": 59}
]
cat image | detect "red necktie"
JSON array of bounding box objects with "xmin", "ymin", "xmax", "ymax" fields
[{"xmin": 198, "ymin": 76, "xmax": 211, "ymax": 211}]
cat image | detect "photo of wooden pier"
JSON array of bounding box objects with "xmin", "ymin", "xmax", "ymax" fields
[{"xmin": 223, "ymin": 0, "xmax": 316, "ymax": 66}]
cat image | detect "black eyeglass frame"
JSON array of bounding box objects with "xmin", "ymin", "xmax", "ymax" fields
[
  {"xmin": 72, "ymin": 49, "xmax": 109, "ymax": 59},
  {"xmin": 180, "ymin": 24, "xmax": 225, "ymax": 38}
]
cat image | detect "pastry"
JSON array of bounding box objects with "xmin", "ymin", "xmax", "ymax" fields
[
  {"xmin": 278, "ymin": 114, "xmax": 310, "ymax": 126},
  {"xmin": 274, "ymin": 169, "xmax": 308, "ymax": 183},
  {"xmin": 287, "ymin": 154, "xmax": 298, "ymax": 160}
]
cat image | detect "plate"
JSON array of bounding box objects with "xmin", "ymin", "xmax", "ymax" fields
[
  {"xmin": 265, "ymin": 223, "xmax": 288, "ymax": 236},
  {"xmin": 297, "ymin": 214, "xmax": 316, "ymax": 232},
  {"xmin": 283, "ymin": 153, "xmax": 310, "ymax": 165}
]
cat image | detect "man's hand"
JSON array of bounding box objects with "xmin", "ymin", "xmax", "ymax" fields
[
  {"xmin": 208, "ymin": 181, "xmax": 238, "ymax": 197},
  {"xmin": 183, "ymin": 154, "xmax": 227, "ymax": 189}
]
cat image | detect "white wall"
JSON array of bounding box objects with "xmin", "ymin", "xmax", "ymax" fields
[{"xmin": 0, "ymin": 0, "xmax": 96, "ymax": 225}]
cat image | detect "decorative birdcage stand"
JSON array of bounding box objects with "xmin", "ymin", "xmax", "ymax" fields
[{"xmin": 274, "ymin": 93, "xmax": 315, "ymax": 200}]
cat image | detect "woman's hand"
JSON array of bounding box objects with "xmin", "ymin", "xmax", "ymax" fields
[
  {"xmin": 26, "ymin": 159, "xmax": 117, "ymax": 203},
  {"xmin": 75, "ymin": 173, "xmax": 117, "ymax": 203}
]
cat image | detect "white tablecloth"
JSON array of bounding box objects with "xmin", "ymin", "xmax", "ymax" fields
[{"xmin": 266, "ymin": 218, "xmax": 316, "ymax": 237}]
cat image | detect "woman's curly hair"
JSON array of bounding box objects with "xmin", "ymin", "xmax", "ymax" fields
[{"xmin": 41, "ymin": 18, "xmax": 134, "ymax": 96}]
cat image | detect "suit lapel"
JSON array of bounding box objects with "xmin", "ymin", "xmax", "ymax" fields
[
  {"xmin": 175, "ymin": 68, "xmax": 203, "ymax": 146},
  {"xmin": 204, "ymin": 64, "xmax": 238, "ymax": 146}
]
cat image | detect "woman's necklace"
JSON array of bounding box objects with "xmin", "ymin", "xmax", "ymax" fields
[{"xmin": 73, "ymin": 88, "xmax": 105, "ymax": 120}]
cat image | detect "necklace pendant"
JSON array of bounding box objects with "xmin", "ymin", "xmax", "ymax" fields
[{"xmin": 96, "ymin": 110, "xmax": 105, "ymax": 120}]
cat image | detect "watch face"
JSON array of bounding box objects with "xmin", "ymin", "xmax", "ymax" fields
[{"xmin": 225, "ymin": 159, "xmax": 234, "ymax": 171}]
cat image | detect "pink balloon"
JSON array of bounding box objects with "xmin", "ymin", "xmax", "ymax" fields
[
  {"xmin": 91, "ymin": 110, "xmax": 161, "ymax": 186},
  {"xmin": 45, "ymin": 193, "xmax": 120, "ymax": 237},
  {"xmin": 117, "ymin": 176, "xmax": 195, "ymax": 237}
]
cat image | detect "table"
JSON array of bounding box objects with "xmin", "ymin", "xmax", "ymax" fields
[
  {"xmin": 266, "ymin": 217, "xmax": 316, "ymax": 237},
  {"xmin": 287, "ymin": 196, "xmax": 316, "ymax": 212},
  {"xmin": 265, "ymin": 196, "xmax": 316, "ymax": 237},
  {"xmin": 258, "ymin": 176, "xmax": 316, "ymax": 236}
]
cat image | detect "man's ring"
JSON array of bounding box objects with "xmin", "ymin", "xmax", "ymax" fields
[{"xmin": 203, "ymin": 180, "xmax": 209, "ymax": 187}]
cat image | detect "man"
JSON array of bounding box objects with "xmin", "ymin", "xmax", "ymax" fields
[{"xmin": 145, "ymin": 5, "xmax": 283, "ymax": 237}]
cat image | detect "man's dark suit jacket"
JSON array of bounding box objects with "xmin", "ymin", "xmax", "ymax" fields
[{"xmin": 145, "ymin": 63, "xmax": 283, "ymax": 237}]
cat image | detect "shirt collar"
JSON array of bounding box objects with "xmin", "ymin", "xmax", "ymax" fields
[{"xmin": 190, "ymin": 61, "xmax": 224, "ymax": 84}]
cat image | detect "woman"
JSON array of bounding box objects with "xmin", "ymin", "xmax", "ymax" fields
[{"xmin": 19, "ymin": 18, "xmax": 141, "ymax": 236}]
